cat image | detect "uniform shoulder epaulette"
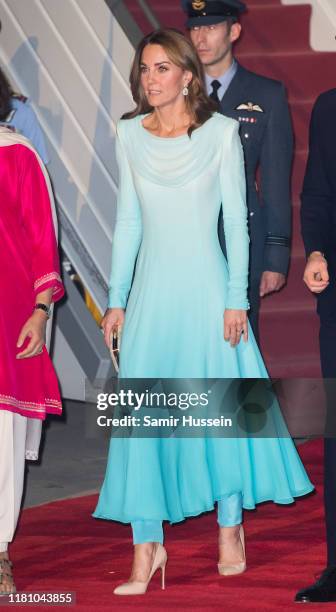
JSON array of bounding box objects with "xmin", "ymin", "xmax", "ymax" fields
[{"xmin": 11, "ymin": 93, "xmax": 28, "ymax": 103}]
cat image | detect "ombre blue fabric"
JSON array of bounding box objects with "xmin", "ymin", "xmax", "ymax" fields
[
  {"xmin": 93, "ymin": 114, "xmax": 313, "ymax": 527},
  {"xmin": 130, "ymin": 494, "xmax": 242, "ymax": 544}
]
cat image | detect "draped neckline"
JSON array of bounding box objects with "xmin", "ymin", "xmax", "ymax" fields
[
  {"xmin": 140, "ymin": 114, "xmax": 191, "ymax": 142},
  {"xmin": 139, "ymin": 113, "xmax": 211, "ymax": 142},
  {"xmin": 123, "ymin": 113, "xmax": 223, "ymax": 188}
]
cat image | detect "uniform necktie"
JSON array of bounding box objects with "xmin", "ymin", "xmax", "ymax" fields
[{"xmin": 210, "ymin": 79, "xmax": 221, "ymax": 103}]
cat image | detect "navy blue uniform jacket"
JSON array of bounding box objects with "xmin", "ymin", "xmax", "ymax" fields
[
  {"xmin": 301, "ymin": 89, "xmax": 336, "ymax": 264},
  {"xmin": 219, "ymin": 62, "xmax": 293, "ymax": 282}
]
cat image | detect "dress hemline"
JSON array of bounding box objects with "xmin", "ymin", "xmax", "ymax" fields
[
  {"xmin": 92, "ymin": 484, "xmax": 314, "ymax": 526},
  {"xmin": 0, "ymin": 400, "xmax": 62, "ymax": 421}
]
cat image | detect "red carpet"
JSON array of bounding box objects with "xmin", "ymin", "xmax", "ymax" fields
[{"xmin": 8, "ymin": 439, "xmax": 331, "ymax": 611}]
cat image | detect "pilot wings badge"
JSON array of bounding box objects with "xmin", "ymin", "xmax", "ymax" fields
[
  {"xmin": 192, "ymin": 1, "xmax": 206, "ymax": 10},
  {"xmin": 235, "ymin": 102, "xmax": 264, "ymax": 112}
]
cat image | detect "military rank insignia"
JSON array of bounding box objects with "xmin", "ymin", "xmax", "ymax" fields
[
  {"xmin": 235, "ymin": 102, "xmax": 264, "ymax": 112},
  {"xmin": 192, "ymin": 1, "xmax": 206, "ymax": 11},
  {"xmin": 238, "ymin": 117, "xmax": 257, "ymax": 124}
]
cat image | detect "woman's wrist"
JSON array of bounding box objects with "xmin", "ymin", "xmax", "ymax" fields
[
  {"xmin": 32, "ymin": 310, "xmax": 48, "ymax": 324},
  {"xmin": 34, "ymin": 303, "xmax": 51, "ymax": 319},
  {"xmin": 224, "ymin": 308, "xmax": 248, "ymax": 314}
]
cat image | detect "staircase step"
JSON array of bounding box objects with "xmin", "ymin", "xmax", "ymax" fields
[
  {"xmin": 124, "ymin": 0, "xmax": 154, "ymax": 32},
  {"xmin": 264, "ymin": 355, "xmax": 321, "ymax": 378},
  {"xmin": 236, "ymin": 52, "xmax": 336, "ymax": 102},
  {"xmin": 236, "ymin": 5, "xmax": 311, "ymax": 54},
  {"xmin": 259, "ymin": 305, "xmax": 320, "ymax": 373},
  {"xmin": 247, "ymin": 0, "xmax": 284, "ymax": 5}
]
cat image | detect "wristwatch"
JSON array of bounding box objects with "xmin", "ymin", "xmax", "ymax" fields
[{"xmin": 34, "ymin": 303, "xmax": 51, "ymax": 319}]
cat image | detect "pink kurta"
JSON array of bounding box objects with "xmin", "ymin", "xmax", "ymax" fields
[{"xmin": 0, "ymin": 138, "xmax": 64, "ymax": 420}]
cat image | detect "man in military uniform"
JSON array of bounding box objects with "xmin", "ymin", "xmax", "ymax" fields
[{"xmin": 182, "ymin": 0, "xmax": 293, "ymax": 338}]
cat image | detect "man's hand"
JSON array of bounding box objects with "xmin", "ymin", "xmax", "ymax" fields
[
  {"xmin": 259, "ymin": 271, "xmax": 286, "ymax": 297},
  {"xmin": 303, "ymin": 251, "xmax": 329, "ymax": 294}
]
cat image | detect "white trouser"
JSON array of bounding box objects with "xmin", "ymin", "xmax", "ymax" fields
[{"xmin": 0, "ymin": 411, "xmax": 27, "ymax": 552}]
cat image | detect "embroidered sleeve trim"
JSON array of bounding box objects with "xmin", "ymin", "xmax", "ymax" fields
[
  {"xmin": 0, "ymin": 394, "xmax": 62, "ymax": 413},
  {"xmin": 34, "ymin": 272, "xmax": 62, "ymax": 293},
  {"xmin": 265, "ymin": 235, "xmax": 290, "ymax": 248}
]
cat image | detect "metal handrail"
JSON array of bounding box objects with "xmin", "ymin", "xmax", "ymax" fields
[
  {"xmin": 137, "ymin": 0, "xmax": 161, "ymax": 29},
  {"xmin": 105, "ymin": 1, "xmax": 161, "ymax": 48}
]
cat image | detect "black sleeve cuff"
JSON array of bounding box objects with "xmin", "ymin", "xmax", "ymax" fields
[{"xmin": 263, "ymin": 241, "xmax": 290, "ymax": 275}]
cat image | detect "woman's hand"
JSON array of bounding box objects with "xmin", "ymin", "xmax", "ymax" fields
[
  {"xmin": 224, "ymin": 309, "xmax": 248, "ymax": 347},
  {"xmin": 101, "ymin": 308, "xmax": 125, "ymax": 349},
  {"xmin": 16, "ymin": 310, "xmax": 48, "ymax": 359}
]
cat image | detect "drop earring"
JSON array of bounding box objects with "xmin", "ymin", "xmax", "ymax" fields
[{"xmin": 182, "ymin": 84, "xmax": 189, "ymax": 96}]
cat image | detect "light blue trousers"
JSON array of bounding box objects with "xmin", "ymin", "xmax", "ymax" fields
[{"xmin": 132, "ymin": 493, "xmax": 242, "ymax": 544}]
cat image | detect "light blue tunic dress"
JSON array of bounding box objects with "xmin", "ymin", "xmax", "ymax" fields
[{"xmin": 94, "ymin": 113, "xmax": 313, "ymax": 530}]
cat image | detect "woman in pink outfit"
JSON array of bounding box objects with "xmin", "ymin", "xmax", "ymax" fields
[{"xmin": 0, "ymin": 122, "xmax": 64, "ymax": 595}]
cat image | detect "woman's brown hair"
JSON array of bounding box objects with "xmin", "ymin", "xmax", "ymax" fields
[
  {"xmin": 0, "ymin": 67, "xmax": 12, "ymax": 122},
  {"xmin": 122, "ymin": 28, "xmax": 218, "ymax": 137}
]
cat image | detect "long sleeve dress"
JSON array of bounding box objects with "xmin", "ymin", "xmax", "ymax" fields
[
  {"xmin": 0, "ymin": 128, "xmax": 64, "ymax": 422},
  {"xmin": 94, "ymin": 113, "xmax": 313, "ymax": 524}
]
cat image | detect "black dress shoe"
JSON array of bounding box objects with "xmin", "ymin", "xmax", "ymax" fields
[{"xmin": 295, "ymin": 566, "xmax": 336, "ymax": 602}]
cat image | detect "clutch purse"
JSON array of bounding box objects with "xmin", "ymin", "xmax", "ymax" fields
[{"xmin": 109, "ymin": 327, "xmax": 122, "ymax": 373}]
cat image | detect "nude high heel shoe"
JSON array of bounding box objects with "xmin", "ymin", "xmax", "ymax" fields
[
  {"xmin": 217, "ymin": 525, "xmax": 246, "ymax": 576},
  {"xmin": 113, "ymin": 543, "xmax": 167, "ymax": 595}
]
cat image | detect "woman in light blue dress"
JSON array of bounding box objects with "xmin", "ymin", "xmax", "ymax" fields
[{"xmin": 94, "ymin": 29, "xmax": 313, "ymax": 595}]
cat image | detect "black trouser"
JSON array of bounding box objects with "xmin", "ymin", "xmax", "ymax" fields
[{"xmin": 318, "ymin": 281, "xmax": 336, "ymax": 566}]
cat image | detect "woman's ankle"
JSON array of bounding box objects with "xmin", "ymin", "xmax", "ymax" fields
[
  {"xmin": 134, "ymin": 542, "xmax": 158, "ymax": 552},
  {"xmin": 130, "ymin": 542, "xmax": 159, "ymax": 582},
  {"xmin": 218, "ymin": 524, "xmax": 241, "ymax": 541}
]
